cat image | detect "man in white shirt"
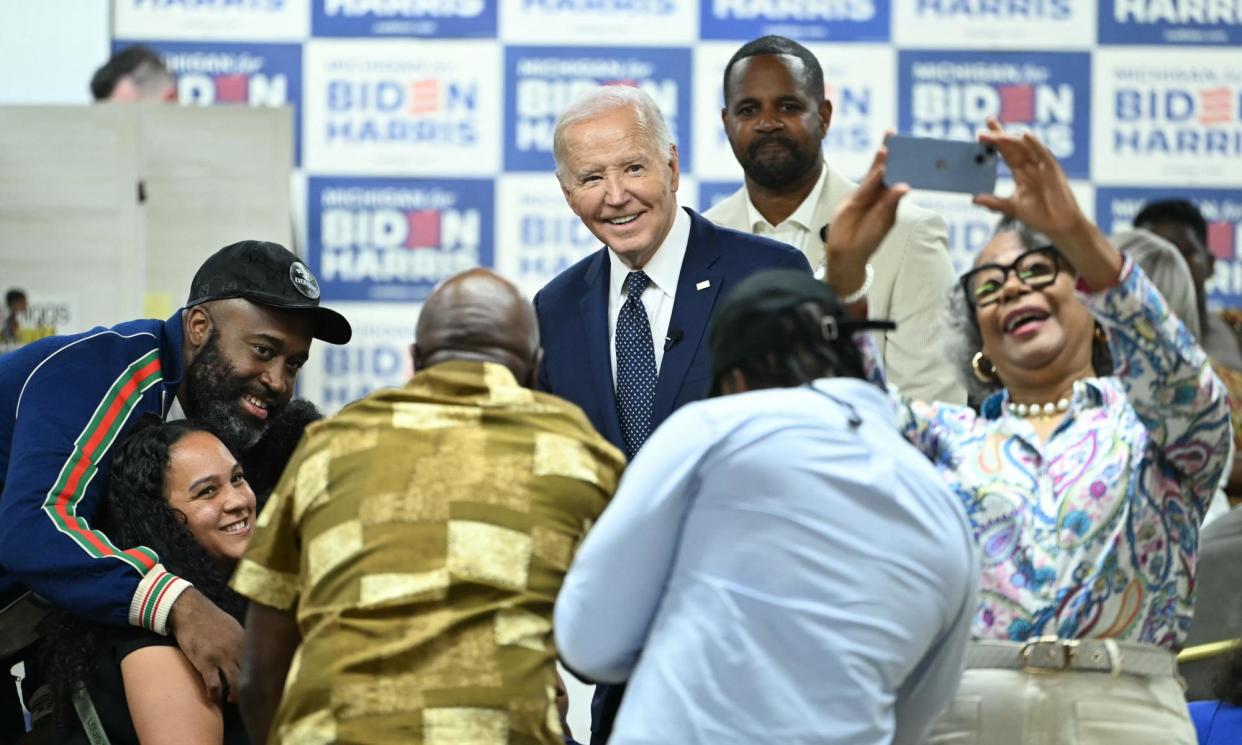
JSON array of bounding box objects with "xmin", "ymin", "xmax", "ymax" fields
[
  {"xmin": 556, "ymin": 269, "xmax": 979, "ymax": 745},
  {"xmin": 533, "ymin": 85, "xmax": 811, "ymax": 744},
  {"xmin": 704, "ymin": 35, "xmax": 964, "ymax": 404}
]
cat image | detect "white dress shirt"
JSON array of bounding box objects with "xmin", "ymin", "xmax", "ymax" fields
[
  {"xmin": 743, "ymin": 164, "xmax": 828, "ymax": 262},
  {"xmin": 606, "ymin": 207, "xmax": 691, "ymax": 386},
  {"xmin": 556, "ymin": 377, "xmax": 979, "ymax": 745}
]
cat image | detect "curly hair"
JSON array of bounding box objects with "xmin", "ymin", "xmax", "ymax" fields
[
  {"xmin": 943, "ymin": 216, "xmax": 1114, "ymax": 406},
  {"xmin": 41, "ymin": 414, "xmax": 247, "ymax": 726}
]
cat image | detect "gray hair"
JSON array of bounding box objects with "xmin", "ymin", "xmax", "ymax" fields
[
  {"xmin": 942, "ymin": 216, "xmax": 1113, "ymax": 405},
  {"xmin": 552, "ymin": 86, "xmax": 675, "ymax": 184},
  {"xmin": 1111, "ymin": 228, "xmax": 1202, "ymax": 341}
]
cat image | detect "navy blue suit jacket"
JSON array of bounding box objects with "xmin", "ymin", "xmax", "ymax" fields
[{"xmin": 534, "ymin": 207, "xmax": 811, "ymax": 455}]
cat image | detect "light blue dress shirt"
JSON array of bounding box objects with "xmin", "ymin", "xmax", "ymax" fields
[{"xmin": 555, "ymin": 377, "xmax": 979, "ymax": 745}]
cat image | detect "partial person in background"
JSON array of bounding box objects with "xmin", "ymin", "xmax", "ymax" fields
[
  {"xmin": 43, "ymin": 418, "xmax": 251, "ymax": 745},
  {"xmin": 2, "ymin": 289, "xmax": 26, "ymax": 345},
  {"xmin": 1135, "ymin": 199, "xmax": 1242, "ymax": 503},
  {"xmin": 1112, "ymin": 229, "xmax": 1202, "ymax": 340},
  {"xmin": 703, "ymin": 35, "xmax": 963, "ymax": 404},
  {"xmin": 826, "ymin": 123, "xmax": 1229, "ymax": 744},
  {"xmin": 534, "ymin": 84, "xmax": 810, "ymax": 745},
  {"xmin": 556, "ymin": 269, "xmax": 978, "ymax": 745},
  {"xmin": 90, "ymin": 44, "xmax": 176, "ymax": 103},
  {"xmin": 233, "ymin": 268, "xmax": 624, "ymax": 745}
]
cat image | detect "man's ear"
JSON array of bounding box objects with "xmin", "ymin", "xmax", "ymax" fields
[
  {"xmin": 184, "ymin": 306, "xmax": 213, "ymax": 352},
  {"xmin": 410, "ymin": 343, "xmax": 423, "ymax": 375},
  {"xmin": 818, "ymin": 98, "xmax": 833, "ymax": 138},
  {"xmin": 526, "ymin": 347, "xmax": 545, "ymax": 390}
]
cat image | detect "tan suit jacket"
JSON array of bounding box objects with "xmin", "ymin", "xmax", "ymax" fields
[{"xmin": 704, "ymin": 166, "xmax": 966, "ymax": 404}]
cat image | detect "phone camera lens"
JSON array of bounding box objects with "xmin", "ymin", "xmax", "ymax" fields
[{"xmin": 974, "ymin": 154, "xmax": 985, "ymax": 164}]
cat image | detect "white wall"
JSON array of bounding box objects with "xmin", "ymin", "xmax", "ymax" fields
[{"xmin": 0, "ymin": 1, "xmax": 110, "ymax": 105}]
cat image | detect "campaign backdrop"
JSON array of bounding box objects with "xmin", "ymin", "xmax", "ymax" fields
[{"xmin": 113, "ymin": 0, "xmax": 1242, "ymax": 412}]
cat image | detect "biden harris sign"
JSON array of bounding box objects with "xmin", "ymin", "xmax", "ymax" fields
[
  {"xmin": 504, "ymin": 46, "xmax": 692, "ymax": 172},
  {"xmin": 898, "ymin": 50, "xmax": 1091, "ymax": 179},
  {"xmin": 1093, "ymin": 49, "xmax": 1242, "ymax": 185},
  {"xmin": 311, "ymin": 0, "xmax": 497, "ymax": 38},
  {"xmin": 303, "ymin": 39, "xmax": 501, "ymax": 176},
  {"xmin": 308, "ymin": 177, "xmax": 494, "ymax": 303}
]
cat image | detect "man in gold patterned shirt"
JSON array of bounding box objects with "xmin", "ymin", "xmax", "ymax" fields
[{"xmin": 230, "ymin": 268, "xmax": 625, "ymax": 744}]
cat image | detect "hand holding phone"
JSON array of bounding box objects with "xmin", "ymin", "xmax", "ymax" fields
[{"xmin": 883, "ymin": 134, "xmax": 998, "ymax": 195}]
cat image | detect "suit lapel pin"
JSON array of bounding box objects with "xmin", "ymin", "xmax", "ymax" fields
[{"xmin": 696, "ymin": 280, "xmax": 711, "ymax": 291}]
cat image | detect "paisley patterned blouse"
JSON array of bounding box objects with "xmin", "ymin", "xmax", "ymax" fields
[{"xmin": 863, "ymin": 259, "xmax": 1232, "ymax": 648}]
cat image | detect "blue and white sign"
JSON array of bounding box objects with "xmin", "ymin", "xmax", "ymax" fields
[
  {"xmin": 893, "ymin": 0, "xmax": 1095, "ymax": 48},
  {"xmin": 297, "ymin": 301, "xmax": 418, "ymax": 414},
  {"xmin": 114, "ymin": 0, "xmax": 308, "ymax": 41},
  {"xmin": 303, "ymin": 39, "xmax": 501, "ymax": 175},
  {"xmin": 504, "ymin": 46, "xmax": 692, "ymax": 172},
  {"xmin": 700, "ymin": 0, "xmax": 891, "ymax": 42},
  {"xmin": 1099, "ymin": 0, "xmax": 1242, "ymax": 45},
  {"xmin": 308, "ymin": 177, "xmax": 494, "ymax": 303},
  {"xmin": 499, "ymin": 0, "xmax": 694, "ymax": 44},
  {"xmin": 1093, "ymin": 49, "xmax": 1242, "ymax": 185},
  {"xmin": 1097, "ymin": 187, "xmax": 1242, "ymax": 304},
  {"xmin": 312, "ymin": 0, "xmax": 497, "ymax": 38},
  {"xmin": 495, "ymin": 174, "xmax": 602, "ymax": 298},
  {"xmin": 899, "ymin": 50, "xmax": 1092, "ymax": 179},
  {"xmin": 120, "ymin": 40, "xmax": 304, "ymax": 163}
]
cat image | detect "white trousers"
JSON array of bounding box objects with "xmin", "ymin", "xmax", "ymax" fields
[{"xmin": 927, "ymin": 667, "xmax": 1195, "ymax": 745}]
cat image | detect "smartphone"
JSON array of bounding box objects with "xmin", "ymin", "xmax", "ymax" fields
[{"xmin": 883, "ymin": 134, "xmax": 998, "ymax": 195}]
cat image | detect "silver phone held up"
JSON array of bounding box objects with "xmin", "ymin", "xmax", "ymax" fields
[{"xmin": 883, "ymin": 134, "xmax": 999, "ymax": 195}]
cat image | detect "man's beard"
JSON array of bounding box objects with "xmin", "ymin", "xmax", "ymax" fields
[
  {"xmin": 183, "ymin": 333, "xmax": 282, "ymax": 452},
  {"xmin": 740, "ymin": 135, "xmax": 820, "ymax": 190}
]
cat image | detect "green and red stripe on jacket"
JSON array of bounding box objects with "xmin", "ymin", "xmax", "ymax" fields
[{"xmin": 0, "ymin": 313, "xmax": 192, "ymax": 633}]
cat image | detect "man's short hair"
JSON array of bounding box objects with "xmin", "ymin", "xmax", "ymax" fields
[
  {"xmin": 90, "ymin": 45, "xmax": 170, "ymax": 101},
  {"xmin": 1134, "ymin": 198, "xmax": 1208, "ymax": 246},
  {"xmin": 552, "ymin": 85, "xmax": 675, "ymax": 184},
  {"xmin": 5, "ymin": 289, "xmax": 26, "ymax": 308},
  {"xmin": 722, "ymin": 35, "xmax": 825, "ymax": 105}
]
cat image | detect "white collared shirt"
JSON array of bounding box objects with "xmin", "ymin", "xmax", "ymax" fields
[
  {"xmin": 744, "ymin": 164, "xmax": 828, "ymax": 259},
  {"xmin": 606, "ymin": 207, "xmax": 691, "ymax": 387}
]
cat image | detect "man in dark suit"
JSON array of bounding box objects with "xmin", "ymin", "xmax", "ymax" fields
[{"xmin": 534, "ymin": 85, "xmax": 811, "ymax": 744}]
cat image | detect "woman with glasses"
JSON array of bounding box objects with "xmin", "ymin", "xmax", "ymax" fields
[{"xmin": 823, "ymin": 120, "xmax": 1232, "ymax": 745}]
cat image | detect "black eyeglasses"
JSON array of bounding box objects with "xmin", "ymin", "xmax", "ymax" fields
[{"xmin": 960, "ymin": 246, "xmax": 1063, "ymax": 309}]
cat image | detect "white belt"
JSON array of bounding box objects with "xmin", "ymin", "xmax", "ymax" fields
[{"xmin": 966, "ymin": 637, "xmax": 1177, "ymax": 678}]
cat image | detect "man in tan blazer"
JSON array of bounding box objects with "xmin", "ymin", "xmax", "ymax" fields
[{"xmin": 704, "ymin": 35, "xmax": 965, "ymax": 404}]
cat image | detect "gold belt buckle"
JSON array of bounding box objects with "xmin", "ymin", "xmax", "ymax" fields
[{"xmin": 1020, "ymin": 636, "xmax": 1078, "ymax": 674}]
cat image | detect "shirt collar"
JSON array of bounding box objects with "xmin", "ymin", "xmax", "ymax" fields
[
  {"xmin": 607, "ymin": 206, "xmax": 691, "ymax": 300},
  {"xmin": 744, "ymin": 164, "xmax": 828, "ymax": 232}
]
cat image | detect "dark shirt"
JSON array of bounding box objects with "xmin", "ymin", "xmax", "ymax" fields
[{"xmin": 54, "ymin": 627, "xmax": 247, "ymax": 745}]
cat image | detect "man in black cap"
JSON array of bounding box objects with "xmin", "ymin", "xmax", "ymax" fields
[
  {"xmin": 0, "ymin": 240, "xmax": 349, "ymax": 734},
  {"xmin": 555, "ymin": 269, "xmax": 977, "ymax": 744}
]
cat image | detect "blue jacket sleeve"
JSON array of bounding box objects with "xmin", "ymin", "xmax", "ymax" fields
[{"xmin": 0, "ymin": 335, "xmax": 190, "ymax": 632}]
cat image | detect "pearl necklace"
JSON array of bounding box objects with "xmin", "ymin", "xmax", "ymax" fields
[{"xmin": 1006, "ymin": 382, "xmax": 1081, "ymax": 419}]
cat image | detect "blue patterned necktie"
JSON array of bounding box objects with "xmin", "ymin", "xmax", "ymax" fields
[{"xmin": 615, "ymin": 271, "xmax": 658, "ymax": 458}]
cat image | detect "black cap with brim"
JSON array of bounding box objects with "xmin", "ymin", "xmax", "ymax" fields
[{"xmin": 187, "ymin": 240, "xmax": 352, "ymax": 345}]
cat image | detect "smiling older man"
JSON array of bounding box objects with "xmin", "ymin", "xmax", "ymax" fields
[{"xmin": 532, "ymin": 85, "xmax": 810, "ymax": 744}]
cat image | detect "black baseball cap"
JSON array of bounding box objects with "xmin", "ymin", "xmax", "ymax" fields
[
  {"xmin": 187, "ymin": 240, "xmax": 352, "ymax": 344},
  {"xmin": 707, "ymin": 269, "xmax": 894, "ymax": 395}
]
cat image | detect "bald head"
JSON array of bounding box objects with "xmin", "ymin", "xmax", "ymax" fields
[{"xmin": 414, "ymin": 269, "xmax": 542, "ymax": 386}]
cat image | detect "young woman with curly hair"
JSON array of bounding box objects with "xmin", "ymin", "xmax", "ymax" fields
[{"xmin": 44, "ymin": 415, "xmax": 253, "ymax": 744}]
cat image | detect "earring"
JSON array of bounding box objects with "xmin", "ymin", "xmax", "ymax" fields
[
  {"xmin": 971, "ymin": 351, "xmax": 997, "ymax": 383},
  {"xmin": 1094, "ymin": 324, "xmax": 1108, "ymax": 343}
]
